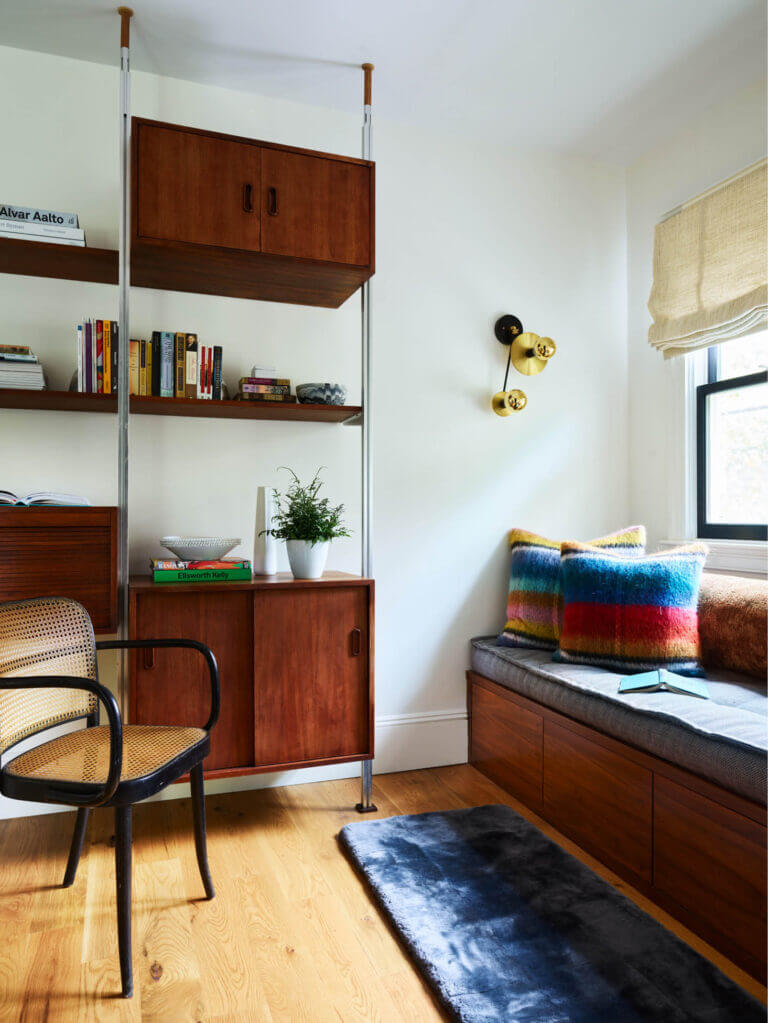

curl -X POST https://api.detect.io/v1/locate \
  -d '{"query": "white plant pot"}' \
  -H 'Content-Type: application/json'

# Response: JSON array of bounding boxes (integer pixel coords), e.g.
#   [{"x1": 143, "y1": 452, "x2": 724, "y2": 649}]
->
[{"x1": 286, "y1": 540, "x2": 330, "y2": 579}]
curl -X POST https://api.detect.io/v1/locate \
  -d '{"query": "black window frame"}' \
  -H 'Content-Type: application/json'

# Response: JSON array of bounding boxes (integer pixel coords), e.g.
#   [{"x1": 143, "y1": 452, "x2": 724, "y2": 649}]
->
[{"x1": 696, "y1": 354, "x2": 768, "y2": 541}]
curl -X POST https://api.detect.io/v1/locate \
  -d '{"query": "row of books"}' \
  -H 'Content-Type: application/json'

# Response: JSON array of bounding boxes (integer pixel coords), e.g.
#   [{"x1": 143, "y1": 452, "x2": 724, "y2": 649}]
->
[
  {"x1": 0, "y1": 344, "x2": 45, "y2": 390},
  {"x1": 77, "y1": 320, "x2": 118, "y2": 393},
  {"x1": 151, "y1": 558, "x2": 251, "y2": 583},
  {"x1": 0, "y1": 204, "x2": 85, "y2": 247}
]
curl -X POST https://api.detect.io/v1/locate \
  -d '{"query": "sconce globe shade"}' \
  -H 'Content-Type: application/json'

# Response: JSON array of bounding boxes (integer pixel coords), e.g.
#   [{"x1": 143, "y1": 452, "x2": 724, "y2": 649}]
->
[
  {"x1": 492, "y1": 389, "x2": 527, "y2": 416},
  {"x1": 511, "y1": 332, "x2": 557, "y2": 376}
]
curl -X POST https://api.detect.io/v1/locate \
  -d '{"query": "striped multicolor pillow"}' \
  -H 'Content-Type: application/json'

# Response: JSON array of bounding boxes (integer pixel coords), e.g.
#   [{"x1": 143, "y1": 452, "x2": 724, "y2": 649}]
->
[
  {"x1": 497, "y1": 526, "x2": 646, "y2": 651},
  {"x1": 555, "y1": 542, "x2": 708, "y2": 676}
]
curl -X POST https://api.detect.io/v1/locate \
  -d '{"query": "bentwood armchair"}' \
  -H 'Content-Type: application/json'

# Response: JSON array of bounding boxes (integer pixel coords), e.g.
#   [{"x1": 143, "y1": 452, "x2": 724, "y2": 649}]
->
[{"x1": 0, "y1": 596, "x2": 220, "y2": 998}]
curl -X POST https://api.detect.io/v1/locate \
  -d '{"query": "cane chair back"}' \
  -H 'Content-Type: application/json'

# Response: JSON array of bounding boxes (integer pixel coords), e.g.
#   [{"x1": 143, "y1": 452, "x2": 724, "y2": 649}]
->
[{"x1": 0, "y1": 598, "x2": 98, "y2": 755}]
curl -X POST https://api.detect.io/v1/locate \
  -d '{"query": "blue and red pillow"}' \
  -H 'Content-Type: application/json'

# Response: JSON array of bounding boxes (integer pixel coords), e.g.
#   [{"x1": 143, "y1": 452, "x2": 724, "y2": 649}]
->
[{"x1": 555, "y1": 542, "x2": 708, "y2": 677}]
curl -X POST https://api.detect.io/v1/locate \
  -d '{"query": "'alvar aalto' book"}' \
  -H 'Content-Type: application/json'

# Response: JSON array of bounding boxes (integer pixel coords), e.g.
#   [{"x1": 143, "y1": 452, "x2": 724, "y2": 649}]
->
[{"x1": 618, "y1": 669, "x2": 709, "y2": 699}]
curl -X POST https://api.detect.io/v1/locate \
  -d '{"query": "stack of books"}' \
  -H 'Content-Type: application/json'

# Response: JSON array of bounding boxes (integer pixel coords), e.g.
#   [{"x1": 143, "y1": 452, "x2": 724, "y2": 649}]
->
[
  {"x1": 76, "y1": 320, "x2": 118, "y2": 393},
  {"x1": 0, "y1": 204, "x2": 85, "y2": 247},
  {"x1": 0, "y1": 490, "x2": 91, "y2": 507},
  {"x1": 0, "y1": 344, "x2": 45, "y2": 390},
  {"x1": 235, "y1": 365, "x2": 295, "y2": 404},
  {"x1": 151, "y1": 558, "x2": 252, "y2": 583}
]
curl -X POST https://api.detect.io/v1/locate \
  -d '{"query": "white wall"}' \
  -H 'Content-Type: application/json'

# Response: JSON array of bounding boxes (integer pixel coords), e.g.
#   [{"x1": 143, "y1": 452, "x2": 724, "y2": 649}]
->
[
  {"x1": 0, "y1": 45, "x2": 629, "y2": 817},
  {"x1": 626, "y1": 78, "x2": 768, "y2": 548}
]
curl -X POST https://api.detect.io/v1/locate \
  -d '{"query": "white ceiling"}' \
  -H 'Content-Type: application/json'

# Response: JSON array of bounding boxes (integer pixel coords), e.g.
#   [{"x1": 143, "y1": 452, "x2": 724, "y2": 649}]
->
[{"x1": 3, "y1": 0, "x2": 766, "y2": 163}]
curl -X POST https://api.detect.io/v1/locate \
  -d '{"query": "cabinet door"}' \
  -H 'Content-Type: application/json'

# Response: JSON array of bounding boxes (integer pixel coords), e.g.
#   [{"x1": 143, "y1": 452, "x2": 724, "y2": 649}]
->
[
  {"x1": 260, "y1": 149, "x2": 371, "y2": 266},
  {"x1": 136, "y1": 123, "x2": 261, "y2": 252},
  {"x1": 131, "y1": 591, "x2": 254, "y2": 771},
  {"x1": 253, "y1": 586, "x2": 370, "y2": 767}
]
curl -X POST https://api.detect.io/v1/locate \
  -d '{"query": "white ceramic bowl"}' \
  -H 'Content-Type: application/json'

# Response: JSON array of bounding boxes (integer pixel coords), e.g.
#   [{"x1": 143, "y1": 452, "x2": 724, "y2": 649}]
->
[{"x1": 161, "y1": 536, "x2": 241, "y2": 561}]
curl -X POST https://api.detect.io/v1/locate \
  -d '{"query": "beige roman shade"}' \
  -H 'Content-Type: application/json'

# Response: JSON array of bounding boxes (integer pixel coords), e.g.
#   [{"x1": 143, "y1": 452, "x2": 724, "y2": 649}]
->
[{"x1": 648, "y1": 159, "x2": 768, "y2": 359}]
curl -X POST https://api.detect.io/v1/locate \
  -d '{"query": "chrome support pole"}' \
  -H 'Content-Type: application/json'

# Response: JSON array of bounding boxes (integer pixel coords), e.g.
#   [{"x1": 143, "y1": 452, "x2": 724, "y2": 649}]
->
[
  {"x1": 117, "y1": 8, "x2": 133, "y2": 718},
  {"x1": 357, "y1": 64, "x2": 377, "y2": 814}
]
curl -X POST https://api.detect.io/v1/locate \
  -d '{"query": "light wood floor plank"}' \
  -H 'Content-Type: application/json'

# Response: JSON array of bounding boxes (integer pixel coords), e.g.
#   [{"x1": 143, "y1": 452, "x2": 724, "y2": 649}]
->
[{"x1": 0, "y1": 764, "x2": 763, "y2": 1021}]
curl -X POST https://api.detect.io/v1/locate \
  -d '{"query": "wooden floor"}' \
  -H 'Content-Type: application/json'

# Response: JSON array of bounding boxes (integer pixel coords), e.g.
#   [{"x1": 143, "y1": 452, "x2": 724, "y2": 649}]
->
[{"x1": 0, "y1": 764, "x2": 764, "y2": 1021}]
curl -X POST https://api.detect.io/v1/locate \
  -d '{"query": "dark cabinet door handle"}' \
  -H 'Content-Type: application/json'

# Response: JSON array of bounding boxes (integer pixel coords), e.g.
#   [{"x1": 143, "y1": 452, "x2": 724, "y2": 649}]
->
[
  {"x1": 267, "y1": 186, "x2": 278, "y2": 216},
  {"x1": 142, "y1": 646, "x2": 155, "y2": 670},
  {"x1": 243, "y1": 183, "x2": 254, "y2": 213},
  {"x1": 350, "y1": 628, "x2": 362, "y2": 656}
]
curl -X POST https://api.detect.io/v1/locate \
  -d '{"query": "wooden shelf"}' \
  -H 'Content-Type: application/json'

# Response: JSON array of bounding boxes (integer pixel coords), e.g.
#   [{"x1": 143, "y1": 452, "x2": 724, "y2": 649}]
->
[
  {"x1": 0, "y1": 235, "x2": 371, "y2": 308},
  {"x1": 0, "y1": 236, "x2": 118, "y2": 286},
  {"x1": 0, "y1": 389, "x2": 362, "y2": 424}
]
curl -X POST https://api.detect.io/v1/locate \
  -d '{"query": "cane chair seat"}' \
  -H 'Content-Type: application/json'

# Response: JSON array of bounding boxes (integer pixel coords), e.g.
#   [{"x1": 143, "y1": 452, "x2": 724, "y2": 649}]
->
[{"x1": 2, "y1": 724, "x2": 208, "y2": 806}]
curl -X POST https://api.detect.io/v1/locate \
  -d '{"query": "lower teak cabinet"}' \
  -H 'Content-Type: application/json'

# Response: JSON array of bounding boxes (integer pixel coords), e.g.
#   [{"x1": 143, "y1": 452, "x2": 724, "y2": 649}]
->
[{"x1": 129, "y1": 573, "x2": 374, "y2": 776}]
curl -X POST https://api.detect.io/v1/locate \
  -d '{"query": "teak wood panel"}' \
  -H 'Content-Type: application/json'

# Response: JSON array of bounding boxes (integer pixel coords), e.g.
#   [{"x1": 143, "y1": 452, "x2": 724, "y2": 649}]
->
[
  {"x1": 469, "y1": 681, "x2": 542, "y2": 807},
  {"x1": 260, "y1": 148, "x2": 371, "y2": 266},
  {"x1": 0, "y1": 506, "x2": 117, "y2": 632},
  {"x1": 136, "y1": 123, "x2": 262, "y2": 252},
  {"x1": 130, "y1": 590, "x2": 254, "y2": 771},
  {"x1": 252, "y1": 586, "x2": 370, "y2": 768},
  {"x1": 543, "y1": 720, "x2": 653, "y2": 883},
  {"x1": 467, "y1": 671, "x2": 768, "y2": 980},
  {"x1": 654, "y1": 776, "x2": 767, "y2": 965}
]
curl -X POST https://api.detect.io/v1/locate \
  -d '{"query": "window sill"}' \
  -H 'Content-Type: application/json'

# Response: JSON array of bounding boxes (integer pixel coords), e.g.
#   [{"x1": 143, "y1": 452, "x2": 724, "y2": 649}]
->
[{"x1": 659, "y1": 539, "x2": 767, "y2": 577}]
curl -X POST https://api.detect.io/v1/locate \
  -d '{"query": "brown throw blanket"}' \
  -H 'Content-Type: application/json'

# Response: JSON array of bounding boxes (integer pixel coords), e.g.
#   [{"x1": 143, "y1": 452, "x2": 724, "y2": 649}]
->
[{"x1": 698, "y1": 573, "x2": 767, "y2": 680}]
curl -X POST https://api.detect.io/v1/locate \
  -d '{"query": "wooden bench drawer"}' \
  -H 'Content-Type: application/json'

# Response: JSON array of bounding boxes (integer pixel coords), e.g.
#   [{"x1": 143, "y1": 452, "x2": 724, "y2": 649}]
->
[
  {"x1": 469, "y1": 681, "x2": 543, "y2": 807},
  {"x1": 654, "y1": 777, "x2": 767, "y2": 963},
  {"x1": 543, "y1": 721, "x2": 653, "y2": 883}
]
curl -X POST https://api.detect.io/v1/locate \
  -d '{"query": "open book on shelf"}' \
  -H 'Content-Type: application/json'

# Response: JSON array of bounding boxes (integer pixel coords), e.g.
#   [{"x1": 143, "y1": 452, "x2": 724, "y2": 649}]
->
[{"x1": 0, "y1": 491, "x2": 92, "y2": 507}]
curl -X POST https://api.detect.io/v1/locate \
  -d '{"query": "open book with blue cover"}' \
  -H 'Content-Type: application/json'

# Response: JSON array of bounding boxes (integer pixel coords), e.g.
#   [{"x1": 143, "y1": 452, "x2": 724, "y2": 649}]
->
[{"x1": 618, "y1": 669, "x2": 709, "y2": 699}]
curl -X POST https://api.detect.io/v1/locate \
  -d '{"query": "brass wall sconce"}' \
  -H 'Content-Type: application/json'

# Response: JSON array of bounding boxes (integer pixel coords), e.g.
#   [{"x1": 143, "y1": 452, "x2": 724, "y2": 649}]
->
[{"x1": 491, "y1": 314, "x2": 556, "y2": 416}]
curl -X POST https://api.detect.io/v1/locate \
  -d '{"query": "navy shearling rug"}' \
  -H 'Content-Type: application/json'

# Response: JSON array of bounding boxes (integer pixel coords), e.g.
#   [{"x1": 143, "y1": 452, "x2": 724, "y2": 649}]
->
[{"x1": 338, "y1": 804, "x2": 764, "y2": 1022}]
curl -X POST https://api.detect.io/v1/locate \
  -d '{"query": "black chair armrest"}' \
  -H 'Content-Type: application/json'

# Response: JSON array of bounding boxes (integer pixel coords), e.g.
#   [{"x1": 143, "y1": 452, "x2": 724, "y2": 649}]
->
[
  {"x1": 0, "y1": 674, "x2": 123, "y2": 807},
  {"x1": 96, "y1": 639, "x2": 220, "y2": 733}
]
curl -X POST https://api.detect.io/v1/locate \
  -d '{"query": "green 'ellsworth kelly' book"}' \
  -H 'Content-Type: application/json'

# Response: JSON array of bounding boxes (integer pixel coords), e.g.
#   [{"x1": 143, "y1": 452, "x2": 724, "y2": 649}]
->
[
  {"x1": 153, "y1": 568, "x2": 252, "y2": 584},
  {"x1": 618, "y1": 669, "x2": 709, "y2": 699}
]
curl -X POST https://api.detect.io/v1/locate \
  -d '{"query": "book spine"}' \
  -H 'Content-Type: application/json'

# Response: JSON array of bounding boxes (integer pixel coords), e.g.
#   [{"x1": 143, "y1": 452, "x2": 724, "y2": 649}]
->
[
  {"x1": 151, "y1": 559, "x2": 251, "y2": 570},
  {"x1": 200, "y1": 344, "x2": 206, "y2": 398},
  {"x1": 0, "y1": 226, "x2": 84, "y2": 246},
  {"x1": 85, "y1": 320, "x2": 92, "y2": 394},
  {"x1": 139, "y1": 339, "x2": 147, "y2": 396},
  {"x1": 239, "y1": 377, "x2": 291, "y2": 386},
  {"x1": 129, "y1": 340, "x2": 139, "y2": 395},
  {"x1": 103, "y1": 320, "x2": 111, "y2": 395},
  {"x1": 175, "y1": 333, "x2": 186, "y2": 398},
  {"x1": 153, "y1": 568, "x2": 252, "y2": 583},
  {"x1": 96, "y1": 321, "x2": 104, "y2": 394},
  {"x1": 150, "y1": 332, "x2": 161, "y2": 396},
  {"x1": 213, "y1": 346, "x2": 222, "y2": 400},
  {"x1": 240, "y1": 383, "x2": 291, "y2": 395},
  {"x1": 160, "y1": 332, "x2": 174, "y2": 396},
  {"x1": 0, "y1": 344, "x2": 32, "y2": 355},
  {"x1": 111, "y1": 323, "x2": 118, "y2": 393},
  {"x1": 76, "y1": 324, "x2": 83, "y2": 392},
  {"x1": 148, "y1": 338, "x2": 155, "y2": 396},
  {"x1": 0, "y1": 204, "x2": 79, "y2": 227},
  {"x1": 185, "y1": 333, "x2": 198, "y2": 399},
  {"x1": 237, "y1": 392, "x2": 297, "y2": 402}
]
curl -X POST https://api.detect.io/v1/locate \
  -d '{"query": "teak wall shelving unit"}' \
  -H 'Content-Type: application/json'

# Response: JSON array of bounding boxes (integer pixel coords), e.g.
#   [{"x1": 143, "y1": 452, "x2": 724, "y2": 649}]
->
[{"x1": 0, "y1": 9, "x2": 377, "y2": 810}]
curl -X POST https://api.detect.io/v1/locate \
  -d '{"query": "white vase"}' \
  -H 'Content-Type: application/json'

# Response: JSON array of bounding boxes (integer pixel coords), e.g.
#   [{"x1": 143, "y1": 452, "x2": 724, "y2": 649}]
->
[
  {"x1": 286, "y1": 540, "x2": 330, "y2": 579},
  {"x1": 253, "y1": 486, "x2": 277, "y2": 576}
]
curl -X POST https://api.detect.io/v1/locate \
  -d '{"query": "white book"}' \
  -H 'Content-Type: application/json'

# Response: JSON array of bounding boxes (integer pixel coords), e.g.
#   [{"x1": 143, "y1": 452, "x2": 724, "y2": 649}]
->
[
  {"x1": 0, "y1": 491, "x2": 91, "y2": 507},
  {"x1": 0, "y1": 226, "x2": 85, "y2": 247},
  {"x1": 0, "y1": 204, "x2": 79, "y2": 228},
  {"x1": 0, "y1": 218, "x2": 84, "y2": 241}
]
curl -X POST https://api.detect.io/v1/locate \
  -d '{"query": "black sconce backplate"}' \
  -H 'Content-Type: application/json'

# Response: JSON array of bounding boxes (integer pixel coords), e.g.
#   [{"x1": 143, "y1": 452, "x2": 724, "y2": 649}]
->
[{"x1": 494, "y1": 314, "x2": 524, "y2": 345}]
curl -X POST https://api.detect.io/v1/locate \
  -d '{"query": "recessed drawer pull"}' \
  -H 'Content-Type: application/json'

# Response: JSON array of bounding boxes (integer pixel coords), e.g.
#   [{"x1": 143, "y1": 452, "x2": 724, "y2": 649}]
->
[
  {"x1": 142, "y1": 646, "x2": 155, "y2": 670},
  {"x1": 350, "y1": 628, "x2": 362, "y2": 656},
  {"x1": 267, "y1": 187, "x2": 278, "y2": 216},
  {"x1": 243, "y1": 183, "x2": 254, "y2": 213}
]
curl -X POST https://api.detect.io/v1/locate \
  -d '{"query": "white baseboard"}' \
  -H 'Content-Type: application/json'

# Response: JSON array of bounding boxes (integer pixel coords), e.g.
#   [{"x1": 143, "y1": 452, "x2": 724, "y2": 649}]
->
[{"x1": 0, "y1": 708, "x2": 469, "y2": 820}]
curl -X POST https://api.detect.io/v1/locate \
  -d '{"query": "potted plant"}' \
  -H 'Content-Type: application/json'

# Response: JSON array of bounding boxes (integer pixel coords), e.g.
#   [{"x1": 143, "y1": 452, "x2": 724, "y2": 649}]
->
[{"x1": 263, "y1": 467, "x2": 350, "y2": 579}]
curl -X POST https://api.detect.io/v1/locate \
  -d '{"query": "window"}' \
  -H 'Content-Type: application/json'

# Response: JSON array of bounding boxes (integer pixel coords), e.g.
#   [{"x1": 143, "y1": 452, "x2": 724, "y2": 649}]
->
[{"x1": 696, "y1": 332, "x2": 768, "y2": 540}]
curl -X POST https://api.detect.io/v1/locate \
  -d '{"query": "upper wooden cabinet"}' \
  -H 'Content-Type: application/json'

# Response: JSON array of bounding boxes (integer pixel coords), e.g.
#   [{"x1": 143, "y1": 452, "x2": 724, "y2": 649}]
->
[{"x1": 132, "y1": 118, "x2": 374, "y2": 307}]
